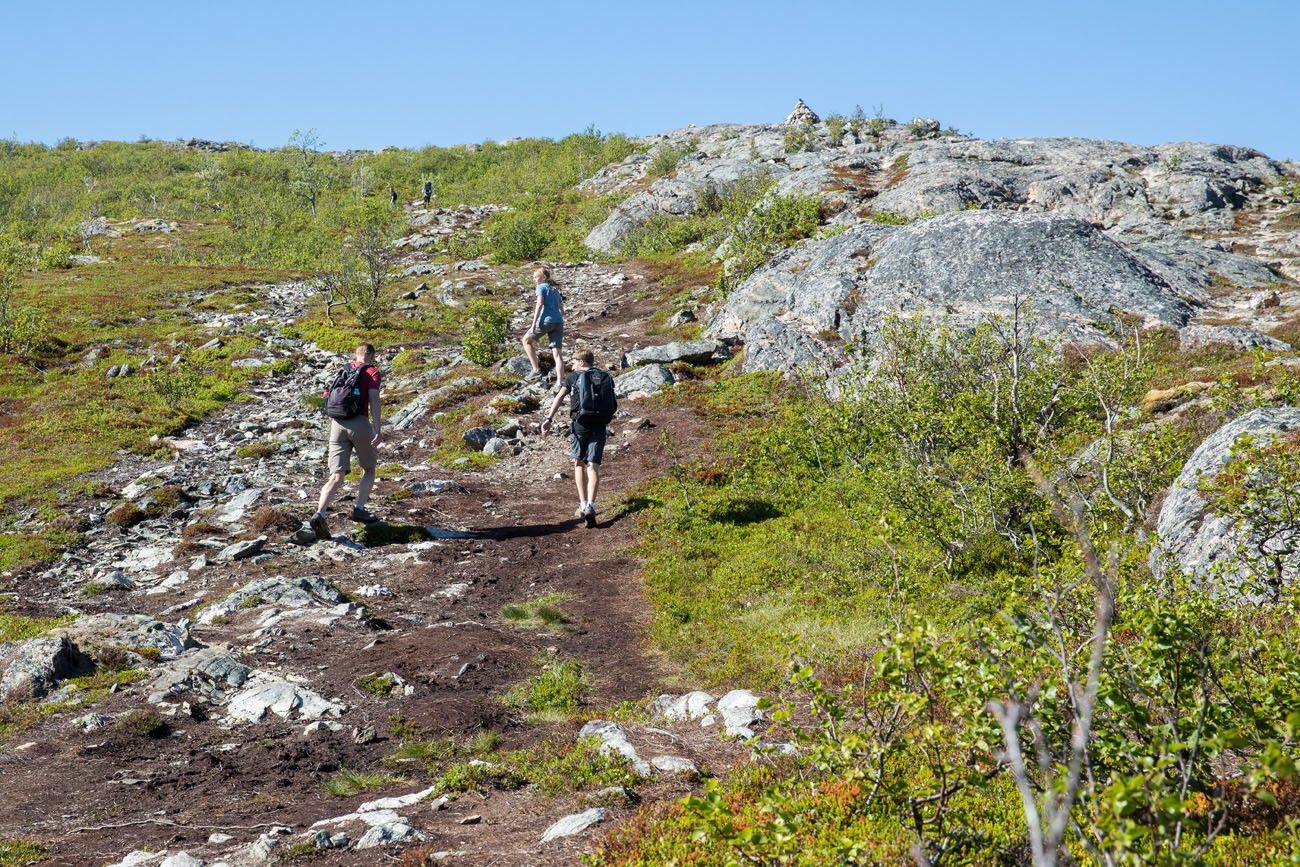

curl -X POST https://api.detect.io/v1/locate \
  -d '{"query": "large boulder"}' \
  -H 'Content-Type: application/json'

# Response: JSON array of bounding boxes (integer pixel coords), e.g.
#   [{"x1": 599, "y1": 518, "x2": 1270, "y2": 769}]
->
[
  {"x1": 623, "y1": 340, "x2": 725, "y2": 367},
  {"x1": 1153, "y1": 407, "x2": 1300, "y2": 595},
  {"x1": 615, "y1": 364, "x2": 675, "y2": 397},
  {"x1": 710, "y1": 211, "x2": 1201, "y2": 373},
  {"x1": 0, "y1": 636, "x2": 94, "y2": 700}
]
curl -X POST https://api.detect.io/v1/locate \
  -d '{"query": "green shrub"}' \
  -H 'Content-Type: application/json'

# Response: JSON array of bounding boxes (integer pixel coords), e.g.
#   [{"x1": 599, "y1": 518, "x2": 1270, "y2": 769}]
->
[
  {"x1": 503, "y1": 655, "x2": 589, "y2": 721},
  {"x1": 355, "y1": 673, "x2": 398, "y2": 696},
  {"x1": 323, "y1": 767, "x2": 404, "y2": 797},
  {"x1": 720, "y1": 193, "x2": 821, "y2": 294},
  {"x1": 501, "y1": 592, "x2": 572, "y2": 631},
  {"x1": 824, "y1": 114, "x2": 846, "y2": 146},
  {"x1": 461, "y1": 299, "x2": 511, "y2": 366},
  {"x1": 116, "y1": 709, "x2": 167, "y2": 738},
  {"x1": 37, "y1": 242, "x2": 75, "y2": 270},
  {"x1": 433, "y1": 737, "x2": 637, "y2": 797},
  {"x1": 0, "y1": 838, "x2": 47, "y2": 866},
  {"x1": 782, "y1": 123, "x2": 817, "y2": 153},
  {"x1": 484, "y1": 209, "x2": 553, "y2": 262},
  {"x1": 648, "y1": 137, "x2": 698, "y2": 177}
]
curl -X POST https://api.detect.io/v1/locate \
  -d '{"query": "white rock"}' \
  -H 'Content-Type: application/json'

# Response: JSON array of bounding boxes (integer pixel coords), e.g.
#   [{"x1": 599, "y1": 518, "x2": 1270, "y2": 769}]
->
[
  {"x1": 717, "y1": 689, "x2": 764, "y2": 738},
  {"x1": 108, "y1": 853, "x2": 164, "y2": 867},
  {"x1": 578, "y1": 720, "x2": 651, "y2": 777},
  {"x1": 161, "y1": 854, "x2": 206, "y2": 867},
  {"x1": 664, "y1": 690, "x2": 714, "y2": 721},
  {"x1": 356, "y1": 820, "x2": 423, "y2": 849},
  {"x1": 650, "y1": 755, "x2": 698, "y2": 776},
  {"x1": 225, "y1": 675, "x2": 344, "y2": 723},
  {"x1": 207, "y1": 834, "x2": 233, "y2": 845},
  {"x1": 541, "y1": 808, "x2": 607, "y2": 843},
  {"x1": 358, "y1": 785, "x2": 437, "y2": 812}
]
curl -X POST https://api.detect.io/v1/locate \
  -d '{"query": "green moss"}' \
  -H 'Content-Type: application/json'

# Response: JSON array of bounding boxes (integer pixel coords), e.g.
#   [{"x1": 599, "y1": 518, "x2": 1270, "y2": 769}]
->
[
  {"x1": 0, "y1": 612, "x2": 76, "y2": 643},
  {"x1": 432, "y1": 737, "x2": 637, "y2": 798}
]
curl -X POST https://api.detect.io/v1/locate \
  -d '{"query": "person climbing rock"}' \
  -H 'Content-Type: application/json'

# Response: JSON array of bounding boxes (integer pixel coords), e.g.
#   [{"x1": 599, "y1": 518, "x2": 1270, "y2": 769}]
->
[
  {"x1": 540, "y1": 349, "x2": 617, "y2": 527},
  {"x1": 308, "y1": 343, "x2": 384, "y2": 539},
  {"x1": 422, "y1": 179, "x2": 433, "y2": 206},
  {"x1": 522, "y1": 267, "x2": 565, "y2": 387}
]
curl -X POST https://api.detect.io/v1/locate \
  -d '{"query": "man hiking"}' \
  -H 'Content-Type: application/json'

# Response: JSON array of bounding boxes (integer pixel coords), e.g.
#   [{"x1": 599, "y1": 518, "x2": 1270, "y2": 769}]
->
[
  {"x1": 422, "y1": 179, "x2": 433, "y2": 206},
  {"x1": 521, "y1": 267, "x2": 564, "y2": 386},
  {"x1": 308, "y1": 343, "x2": 383, "y2": 539},
  {"x1": 540, "y1": 350, "x2": 617, "y2": 527}
]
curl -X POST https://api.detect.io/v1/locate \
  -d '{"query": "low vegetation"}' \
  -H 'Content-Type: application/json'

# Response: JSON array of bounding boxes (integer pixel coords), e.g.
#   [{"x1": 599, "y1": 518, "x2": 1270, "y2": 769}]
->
[
  {"x1": 502, "y1": 654, "x2": 590, "y2": 721},
  {"x1": 323, "y1": 767, "x2": 406, "y2": 798},
  {"x1": 501, "y1": 592, "x2": 572, "y2": 631}
]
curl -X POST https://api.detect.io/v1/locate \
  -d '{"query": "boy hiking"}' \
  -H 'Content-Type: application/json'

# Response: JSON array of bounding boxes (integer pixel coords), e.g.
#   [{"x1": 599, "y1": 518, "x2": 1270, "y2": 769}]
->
[
  {"x1": 308, "y1": 343, "x2": 383, "y2": 539},
  {"x1": 521, "y1": 267, "x2": 564, "y2": 386},
  {"x1": 540, "y1": 350, "x2": 617, "y2": 527}
]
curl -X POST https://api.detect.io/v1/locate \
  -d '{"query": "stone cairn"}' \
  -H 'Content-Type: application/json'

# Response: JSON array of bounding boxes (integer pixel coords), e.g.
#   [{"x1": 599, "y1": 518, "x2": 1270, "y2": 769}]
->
[{"x1": 785, "y1": 99, "x2": 820, "y2": 126}]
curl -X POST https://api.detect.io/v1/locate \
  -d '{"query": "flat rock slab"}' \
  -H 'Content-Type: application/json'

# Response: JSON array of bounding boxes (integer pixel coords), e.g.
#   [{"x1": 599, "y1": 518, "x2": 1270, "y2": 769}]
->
[
  {"x1": 225, "y1": 674, "x2": 345, "y2": 723},
  {"x1": 197, "y1": 575, "x2": 350, "y2": 625},
  {"x1": 56, "y1": 613, "x2": 195, "y2": 661},
  {"x1": 579, "y1": 719, "x2": 651, "y2": 777},
  {"x1": 1179, "y1": 324, "x2": 1292, "y2": 353},
  {"x1": 541, "y1": 807, "x2": 607, "y2": 843},
  {"x1": 624, "y1": 339, "x2": 725, "y2": 367}
]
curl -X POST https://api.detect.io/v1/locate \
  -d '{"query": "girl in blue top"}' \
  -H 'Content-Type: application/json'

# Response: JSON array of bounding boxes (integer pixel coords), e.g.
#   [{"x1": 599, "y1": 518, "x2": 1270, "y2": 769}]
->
[{"x1": 522, "y1": 267, "x2": 565, "y2": 385}]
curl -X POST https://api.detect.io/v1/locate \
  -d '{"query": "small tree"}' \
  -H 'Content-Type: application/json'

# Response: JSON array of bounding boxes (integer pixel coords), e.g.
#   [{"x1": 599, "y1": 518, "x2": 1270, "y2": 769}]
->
[
  {"x1": 461, "y1": 300, "x2": 511, "y2": 366},
  {"x1": 287, "y1": 128, "x2": 327, "y2": 216}
]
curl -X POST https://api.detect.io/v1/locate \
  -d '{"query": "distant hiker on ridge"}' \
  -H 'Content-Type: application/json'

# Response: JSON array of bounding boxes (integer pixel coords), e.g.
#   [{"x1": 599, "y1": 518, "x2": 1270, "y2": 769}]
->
[
  {"x1": 540, "y1": 349, "x2": 617, "y2": 527},
  {"x1": 389, "y1": 183, "x2": 398, "y2": 206},
  {"x1": 308, "y1": 343, "x2": 384, "y2": 539},
  {"x1": 522, "y1": 267, "x2": 565, "y2": 387},
  {"x1": 422, "y1": 179, "x2": 433, "y2": 206}
]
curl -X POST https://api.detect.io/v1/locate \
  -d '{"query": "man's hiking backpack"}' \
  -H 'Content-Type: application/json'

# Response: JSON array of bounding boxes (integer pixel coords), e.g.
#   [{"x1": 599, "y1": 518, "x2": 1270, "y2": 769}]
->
[
  {"x1": 324, "y1": 364, "x2": 366, "y2": 420},
  {"x1": 573, "y1": 369, "x2": 617, "y2": 425}
]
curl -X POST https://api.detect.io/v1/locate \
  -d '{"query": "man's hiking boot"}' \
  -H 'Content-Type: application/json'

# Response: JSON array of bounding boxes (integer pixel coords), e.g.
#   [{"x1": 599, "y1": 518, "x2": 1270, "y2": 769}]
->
[
  {"x1": 308, "y1": 513, "x2": 331, "y2": 541},
  {"x1": 350, "y1": 507, "x2": 382, "y2": 525},
  {"x1": 524, "y1": 368, "x2": 545, "y2": 382},
  {"x1": 584, "y1": 505, "x2": 598, "y2": 529}
]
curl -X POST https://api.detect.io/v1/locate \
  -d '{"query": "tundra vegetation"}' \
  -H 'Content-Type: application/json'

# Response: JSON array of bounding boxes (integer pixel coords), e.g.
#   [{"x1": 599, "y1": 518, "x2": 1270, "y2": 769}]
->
[{"x1": 3, "y1": 125, "x2": 1300, "y2": 865}]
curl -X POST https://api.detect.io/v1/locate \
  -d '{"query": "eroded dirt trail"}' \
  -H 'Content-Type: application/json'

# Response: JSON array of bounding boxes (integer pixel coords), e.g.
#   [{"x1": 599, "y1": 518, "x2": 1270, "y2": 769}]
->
[{"x1": 0, "y1": 247, "x2": 744, "y2": 865}]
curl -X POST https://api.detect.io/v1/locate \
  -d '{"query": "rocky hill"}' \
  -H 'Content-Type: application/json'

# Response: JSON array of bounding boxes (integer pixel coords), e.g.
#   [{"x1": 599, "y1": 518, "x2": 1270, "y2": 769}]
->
[{"x1": 2, "y1": 105, "x2": 1300, "y2": 865}]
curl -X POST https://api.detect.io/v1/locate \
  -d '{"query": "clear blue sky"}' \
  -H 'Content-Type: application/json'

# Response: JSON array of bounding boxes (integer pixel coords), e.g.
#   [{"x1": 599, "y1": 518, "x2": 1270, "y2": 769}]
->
[{"x1": 4, "y1": 0, "x2": 1297, "y2": 159}]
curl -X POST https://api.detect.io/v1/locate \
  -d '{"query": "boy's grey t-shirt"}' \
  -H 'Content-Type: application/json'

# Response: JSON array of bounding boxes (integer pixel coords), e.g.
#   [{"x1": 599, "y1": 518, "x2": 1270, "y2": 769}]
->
[{"x1": 537, "y1": 282, "x2": 563, "y2": 324}]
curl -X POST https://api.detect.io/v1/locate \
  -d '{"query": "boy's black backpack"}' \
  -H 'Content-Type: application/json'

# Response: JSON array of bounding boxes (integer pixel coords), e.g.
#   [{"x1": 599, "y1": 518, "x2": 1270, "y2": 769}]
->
[
  {"x1": 324, "y1": 364, "x2": 366, "y2": 420},
  {"x1": 572, "y1": 369, "x2": 617, "y2": 425}
]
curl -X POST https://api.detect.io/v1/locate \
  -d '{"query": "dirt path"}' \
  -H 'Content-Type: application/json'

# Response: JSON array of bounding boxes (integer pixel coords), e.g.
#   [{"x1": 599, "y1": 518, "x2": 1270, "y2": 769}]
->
[{"x1": 0, "y1": 252, "x2": 745, "y2": 866}]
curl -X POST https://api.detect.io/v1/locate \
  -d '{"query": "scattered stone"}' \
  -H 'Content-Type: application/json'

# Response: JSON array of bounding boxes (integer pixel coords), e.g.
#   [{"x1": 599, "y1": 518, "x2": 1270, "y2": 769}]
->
[
  {"x1": 483, "y1": 437, "x2": 510, "y2": 456},
  {"x1": 353, "y1": 723, "x2": 378, "y2": 745},
  {"x1": 541, "y1": 808, "x2": 607, "y2": 843},
  {"x1": 226, "y1": 676, "x2": 345, "y2": 724},
  {"x1": 667, "y1": 309, "x2": 697, "y2": 328},
  {"x1": 408, "y1": 479, "x2": 455, "y2": 495},
  {"x1": 199, "y1": 337, "x2": 223, "y2": 351},
  {"x1": 660, "y1": 691, "x2": 715, "y2": 721},
  {"x1": 216, "y1": 488, "x2": 262, "y2": 523},
  {"x1": 303, "y1": 720, "x2": 344, "y2": 736},
  {"x1": 459, "y1": 815, "x2": 482, "y2": 825},
  {"x1": 463, "y1": 426, "x2": 495, "y2": 449},
  {"x1": 207, "y1": 834, "x2": 233, "y2": 845},
  {"x1": 76, "y1": 712, "x2": 114, "y2": 732},
  {"x1": 356, "y1": 820, "x2": 422, "y2": 849},
  {"x1": 353, "y1": 584, "x2": 393, "y2": 598},
  {"x1": 231, "y1": 358, "x2": 267, "y2": 368},
  {"x1": 197, "y1": 575, "x2": 352, "y2": 625},
  {"x1": 1141, "y1": 381, "x2": 1214, "y2": 414},
  {"x1": 216, "y1": 536, "x2": 266, "y2": 562}
]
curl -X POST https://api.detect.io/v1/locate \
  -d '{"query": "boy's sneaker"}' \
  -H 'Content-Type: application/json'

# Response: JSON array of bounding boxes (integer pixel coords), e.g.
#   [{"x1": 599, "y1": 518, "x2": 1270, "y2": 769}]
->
[
  {"x1": 574, "y1": 503, "x2": 588, "y2": 519},
  {"x1": 525, "y1": 368, "x2": 545, "y2": 382},
  {"x1": 350, "y1": 507, "x2": 381, "y2": 525},
  {"x1": 583, "y1": 504, "x2": 597, "y2": 529},
  {"x1": 308, "y1": 513, "x2": 331, "y2": 541}
]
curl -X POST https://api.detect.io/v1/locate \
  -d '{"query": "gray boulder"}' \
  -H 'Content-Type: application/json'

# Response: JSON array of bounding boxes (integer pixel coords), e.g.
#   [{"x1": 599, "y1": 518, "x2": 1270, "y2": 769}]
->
[
  {"x1": 0, "y1": 636, "x2": 94, "y2": 700},
  {"x1": 1178, "y1": 324, "x2": 1292, "y2": 353},
  {"x1": 615, "y1": 364, "x2": 675, "y2": 397},
  {"x1": 216, "y1": 536, "x2": 266, "y2": 563},
  {"x1": 711, "y1": 211, "x2": 1200, "y2": 373},
  {"x1": 624, "y1": 339, "x2": 725, "y2": 367},
  {"x1": 197, "y1": 575, "x2": 350, "y2": 625},
  {"x1": 1153, "y1": 406, "x2": 1300, "y2": 595}
]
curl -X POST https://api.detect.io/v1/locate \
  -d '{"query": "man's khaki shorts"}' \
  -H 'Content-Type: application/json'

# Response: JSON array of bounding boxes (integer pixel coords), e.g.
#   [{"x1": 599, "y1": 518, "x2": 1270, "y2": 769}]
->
[{"x1": 328, "y1": 416, "x2": 377, "y2": 475}]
